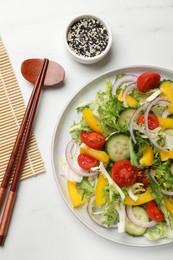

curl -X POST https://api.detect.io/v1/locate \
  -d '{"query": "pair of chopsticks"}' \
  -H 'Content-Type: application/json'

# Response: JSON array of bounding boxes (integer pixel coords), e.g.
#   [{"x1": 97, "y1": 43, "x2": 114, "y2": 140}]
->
[{"x1": 0, "y1": 58, "x2": 49, "y2": 246}]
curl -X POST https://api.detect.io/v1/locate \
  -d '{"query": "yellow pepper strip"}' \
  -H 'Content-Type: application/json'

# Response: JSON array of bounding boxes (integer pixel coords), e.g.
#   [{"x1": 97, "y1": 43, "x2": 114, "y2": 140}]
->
[
  {"x1": 160, "y1": 81, "x2": 173, "y2": 113},
  {"x1": 124, "y1": 188, "x2": 153, "y2": 206},
  {"x1": 158, "y1": 116, "x2": 173, "y2": 130},
  {"x1": 82, "y1": 108, "x2": 104, "y2": 134},
  {"x1": 165, "y1": 197, "x2": 173, "y2": 214},
  {"x1": 118, "y1": 90, "x2": 137, "y2": 107},
  {"x1": 159, "y1": 150, "x2": 173, "y2": 161},
  {"x1": 80, "y1": 143, "x2": 109, "y2": 162},
  {"x1": 67, "y1": 181, "x2": 84, "y2": 208},
  {"x1": 67, "y1": 181, "x2": 85, "y2": 208},
  {"x1": 139, "y1": 145, "x2": 154, "y2": 166},
  {"x1": 95, "y1": 173, "x2": 108, "y2": 206}
]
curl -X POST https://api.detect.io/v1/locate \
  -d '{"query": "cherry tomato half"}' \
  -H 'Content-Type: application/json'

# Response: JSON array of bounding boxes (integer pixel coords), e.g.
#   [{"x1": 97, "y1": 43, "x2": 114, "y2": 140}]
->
[
  {"x1": 80, "y1": 131, "x2": 106, "y2": 149},
  {"x1": 137, "y1": 170, "x2": 150, "y2": 186},
  {"x1": 111, "y1": 160, "x2": 138, "y2": 187},
  {"x1": 77, "y1": 153, "x2": 98, "y2": 170},
  {"x1": 137, "y1": 72, "x2": 161, "y2": 93},
  {"x1": 146, "y1": 200, "x2": 165, "y2": 222},
  {"x1": 137, "y1": 113, "x2": 159, "y2": 130}
]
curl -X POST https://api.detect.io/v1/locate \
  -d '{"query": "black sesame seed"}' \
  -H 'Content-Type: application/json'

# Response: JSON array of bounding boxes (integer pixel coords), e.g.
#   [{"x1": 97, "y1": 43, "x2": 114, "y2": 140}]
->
[{"x1": 67, "y1": 17, "x2": 109, "y2": 58}]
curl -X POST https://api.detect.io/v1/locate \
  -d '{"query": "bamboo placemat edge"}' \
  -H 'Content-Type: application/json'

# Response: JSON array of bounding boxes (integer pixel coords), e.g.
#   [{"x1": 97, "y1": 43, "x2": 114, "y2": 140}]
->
[{"x1": 0, "y1": 36, "x2": 45, "y2": 184}]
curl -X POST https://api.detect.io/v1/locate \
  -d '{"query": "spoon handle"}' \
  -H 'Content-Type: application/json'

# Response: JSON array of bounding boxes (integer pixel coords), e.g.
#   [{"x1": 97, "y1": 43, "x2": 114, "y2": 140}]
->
[{"x1": 0, "y1": 58, "x2": 49, "y2": 246}]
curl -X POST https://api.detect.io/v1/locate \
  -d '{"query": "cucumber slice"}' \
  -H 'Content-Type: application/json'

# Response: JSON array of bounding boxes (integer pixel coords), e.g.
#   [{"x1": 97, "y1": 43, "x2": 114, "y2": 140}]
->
[
  {"x1": 105, "y1": 133, "x2": 130, "y2": 162},
  {"x1": 125, "y1": 206, "x2": 149, "y2": 236},
  {"x1": 118, "y1": 108, "x2": 136, "y2": 127}
]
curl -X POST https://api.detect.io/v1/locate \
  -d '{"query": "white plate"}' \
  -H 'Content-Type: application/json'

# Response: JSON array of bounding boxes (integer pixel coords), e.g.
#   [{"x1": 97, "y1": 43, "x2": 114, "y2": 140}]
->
[{"x1": 51, "y1": 65, "x2": 173, "y2": 247}]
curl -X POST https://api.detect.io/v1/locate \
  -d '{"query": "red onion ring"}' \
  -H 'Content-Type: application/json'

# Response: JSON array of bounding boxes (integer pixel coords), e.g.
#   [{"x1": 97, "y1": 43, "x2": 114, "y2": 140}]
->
[
  {"x1": 87, "y1": 195, "x2": 117, "y2": 229},
  {"x1": 129, "y1": 103, "x2": 148, "y2": 144},
  {"x1": 122, "y1": 82, "x2": 137, "y2": 107},
  {"x1": 65, "y1": 140, "x2": 99, "y2": 177},
  {"x1": 112, "y1": 74, "x2": 137, "y2": 95},
  {"x1": 144, "y1": 97, "x2": 171, "y2": 151},
  {"x1": 126, "y1": 206, "x2": 157, "y2": 228}
]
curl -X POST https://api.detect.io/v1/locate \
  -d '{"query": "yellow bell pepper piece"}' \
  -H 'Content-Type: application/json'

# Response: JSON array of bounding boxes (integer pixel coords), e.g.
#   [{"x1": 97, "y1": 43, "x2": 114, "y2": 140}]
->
[
  {"x1": 67, "y1": 181, "x2": 84, "y2": 208},
  {"x1": 158, "y1": 116, "x2": 173, "y2": 130},
  {"x1": 80, "y1": 143, "x2": 109, "y2": 162},
  {"x1": 139, "y1": 145, "x2": 154, "y2": 166},
  {"x1": 118, "y1": 90, "x2": 137, "y2": 107},
  {"x1": 165, "y1": 197, "x2": 173, "y2": 214},
  {"x1": 160, "y1": 81, "x2": 173, "y2": 113},
  {"x1": 124, "y1": 188, "x2": 153, "y2": 206},
  {"x1": 159, "y1": 150, "x2": 173, "y2": 161},
  {"x1": 95, "y1": 173, "x2": 108, "y2": 206},
  {"x1": 82, "y1": 108, "x2": 103, "y2": 134}
]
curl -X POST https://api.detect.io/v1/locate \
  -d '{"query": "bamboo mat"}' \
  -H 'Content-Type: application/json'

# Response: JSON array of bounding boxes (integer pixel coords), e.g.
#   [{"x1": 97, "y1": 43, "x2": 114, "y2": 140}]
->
[{"x1": 0, "y1": 37, "x2": 45, "y2": 185}]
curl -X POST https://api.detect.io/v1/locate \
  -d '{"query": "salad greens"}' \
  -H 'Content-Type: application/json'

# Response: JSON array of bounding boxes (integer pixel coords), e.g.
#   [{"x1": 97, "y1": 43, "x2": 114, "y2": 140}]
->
[{"x1": 65, "y1": 72, "x2": 173, "y2": 243}]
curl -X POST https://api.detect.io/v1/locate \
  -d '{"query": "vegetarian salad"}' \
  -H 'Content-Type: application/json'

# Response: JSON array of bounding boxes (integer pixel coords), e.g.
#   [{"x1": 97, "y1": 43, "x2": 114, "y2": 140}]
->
[{"x1": 62, "y1": 71, "x2": 173, "y2": 242}]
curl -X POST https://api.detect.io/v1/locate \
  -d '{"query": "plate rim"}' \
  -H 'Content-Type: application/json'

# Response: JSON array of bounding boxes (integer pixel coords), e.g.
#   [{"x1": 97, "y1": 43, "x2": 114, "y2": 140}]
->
[{"x1": 51, "y1": 64, "x2": 173, "y2": 247}]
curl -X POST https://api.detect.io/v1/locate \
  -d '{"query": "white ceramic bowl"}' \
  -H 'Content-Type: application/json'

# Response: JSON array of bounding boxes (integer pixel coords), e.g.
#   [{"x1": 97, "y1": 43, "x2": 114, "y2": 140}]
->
[{"x1": 64, "y1": 14, "x2": 112, "y2": 64}]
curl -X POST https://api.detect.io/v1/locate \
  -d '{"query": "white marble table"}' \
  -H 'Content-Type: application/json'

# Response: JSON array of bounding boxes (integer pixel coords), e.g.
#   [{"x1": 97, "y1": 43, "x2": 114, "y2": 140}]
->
[{"x1": 0, "y1": 0, "x2": 173, "y2": 259}]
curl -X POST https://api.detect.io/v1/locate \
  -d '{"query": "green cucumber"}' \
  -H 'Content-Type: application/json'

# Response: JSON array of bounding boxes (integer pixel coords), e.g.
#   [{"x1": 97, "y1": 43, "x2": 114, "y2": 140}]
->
[
  {"x1": 125, "y1": 206, "x2": 149, "y2": 237},
  {"x1": 118, "y1": 108, "x2": 136, "y2": 127},
  {"x1": 105, "y1": 133, "x2": 130, "y2": 162}
]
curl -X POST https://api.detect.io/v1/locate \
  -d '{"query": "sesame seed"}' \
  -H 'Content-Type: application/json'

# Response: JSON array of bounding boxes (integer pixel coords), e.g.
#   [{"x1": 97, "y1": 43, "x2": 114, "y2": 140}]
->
[{"x1": 67, "y1": 17, "x2": 109, "y2": 58}]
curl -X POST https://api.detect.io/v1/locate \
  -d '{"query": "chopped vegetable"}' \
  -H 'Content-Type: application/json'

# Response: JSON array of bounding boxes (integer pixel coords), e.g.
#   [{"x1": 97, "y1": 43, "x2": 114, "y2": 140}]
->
[
  {"x1": 80, "y1": 130, "x2": 106, "y2": 149},
  {"x1": 67, "y1": 181, "x2": 85, "y2": 207},
  {"x1": 139, "y1": 145, "x2": 154, "y2": 166},
  {"x1": 146, "y1": 200, "x2": 165, "y2": 222},
  {"x1": 63, "y1": 71, "x2": 173, "y2": 242},
  {"x1": 160, "y1": 80, "x2": 173, "y2": 113},
  {"x1": 165, "y1": 197, "x2": 173, "y2": 214},
  {"x1": 137, "y1": 72, "x2": 160, "y2": 93},
  {"x1": 118, "y1": 90, "x2": 137, "y2": 107},
  {"x1": 159, "y1": 150, "x2": 173, "y2": 161},
  {"x1": 124, "y1": 188, "x2": 153, "y2": 206},
  {"x1": 82, "y1": 108, "x2": 104, "y2": 134},
  {"x1": 95, "y1": 173, "x2": 108, "y2": 206},
  {"x1": 80, "y1": 143, "x2": 109, "y2": 162},
  {"x1": 111, "y1": 160, "x2": 138, "y2": 187},
  {"x1": 157, "y1": 117, "x2": 173, "y2": 129}
]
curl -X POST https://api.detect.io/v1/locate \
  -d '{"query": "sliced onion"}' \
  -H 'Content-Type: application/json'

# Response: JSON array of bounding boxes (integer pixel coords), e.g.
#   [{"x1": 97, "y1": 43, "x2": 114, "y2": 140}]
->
[
  {"x1": 146, "y1": 89, "x2": 161, "y2": 102},
  {"x1": 122, "y1": 82, "x2": 137, "y2": 107},
  {"x1": 162, "y1": 108, "x2": 171, "y2": 118},
  {"x1": 126, "y1": 206, "x2": 157, "y2": 228},
  {"x1": 161, "y1": 189, "x2": 173, "y2": 196},
  {"x1": 129, "y1": 103, "x2": 148, "y2": 143},
  {"x1": 144, "y1": 97, "x2": 171, "y2": 151},
  {"x1": 128, "y1": 183, "x2": 145, "y2": 201},
  {"x1": 112, "y1": 74, "x2": 137, "y2": 95},
  {"x1": 87, "y1": 195, "x2": 117, "y2": 228},
  {"x1": 65, "y1": 140, "x2": 99, "y2": 177}
]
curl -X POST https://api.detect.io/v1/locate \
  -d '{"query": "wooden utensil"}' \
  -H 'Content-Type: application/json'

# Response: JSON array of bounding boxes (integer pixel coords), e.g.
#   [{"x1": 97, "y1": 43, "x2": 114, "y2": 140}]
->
[{"x1": 0, "y1": 58, "x2": 65, "y2": 245}]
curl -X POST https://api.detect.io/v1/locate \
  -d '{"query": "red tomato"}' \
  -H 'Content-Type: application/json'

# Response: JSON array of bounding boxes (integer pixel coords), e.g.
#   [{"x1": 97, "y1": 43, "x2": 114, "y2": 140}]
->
[
  {"x1": 146, "y1": 200, "x2": 165, "y2": 222},
  {"x1": 137, "y1": 170, "x2": 150, "y2": 186},
  {"x1": 137, "y1": 113, "x2": 159, "y2": 130},
  {"x1": 80, "y1": 131, "x2": 106, "y2": 149},
  {"x1": 111, "y1": 160, "x2": 138, "y2": 187},
  {"x1": 77, "y1": 153, "x2": 98, "y2": 170},
  {"x1": 137, "y1": 72, "x2": 161, "y2": 92}
]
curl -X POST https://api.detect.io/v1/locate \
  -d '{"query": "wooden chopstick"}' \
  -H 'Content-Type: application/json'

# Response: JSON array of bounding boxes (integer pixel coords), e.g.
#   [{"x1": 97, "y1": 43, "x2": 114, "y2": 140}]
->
[
  {"x1": 0, "y1": 58, "x2": 48, "y2": 210},
  {"x1": 0, "y1": 58, "x2": 49, "y2": 246}
]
